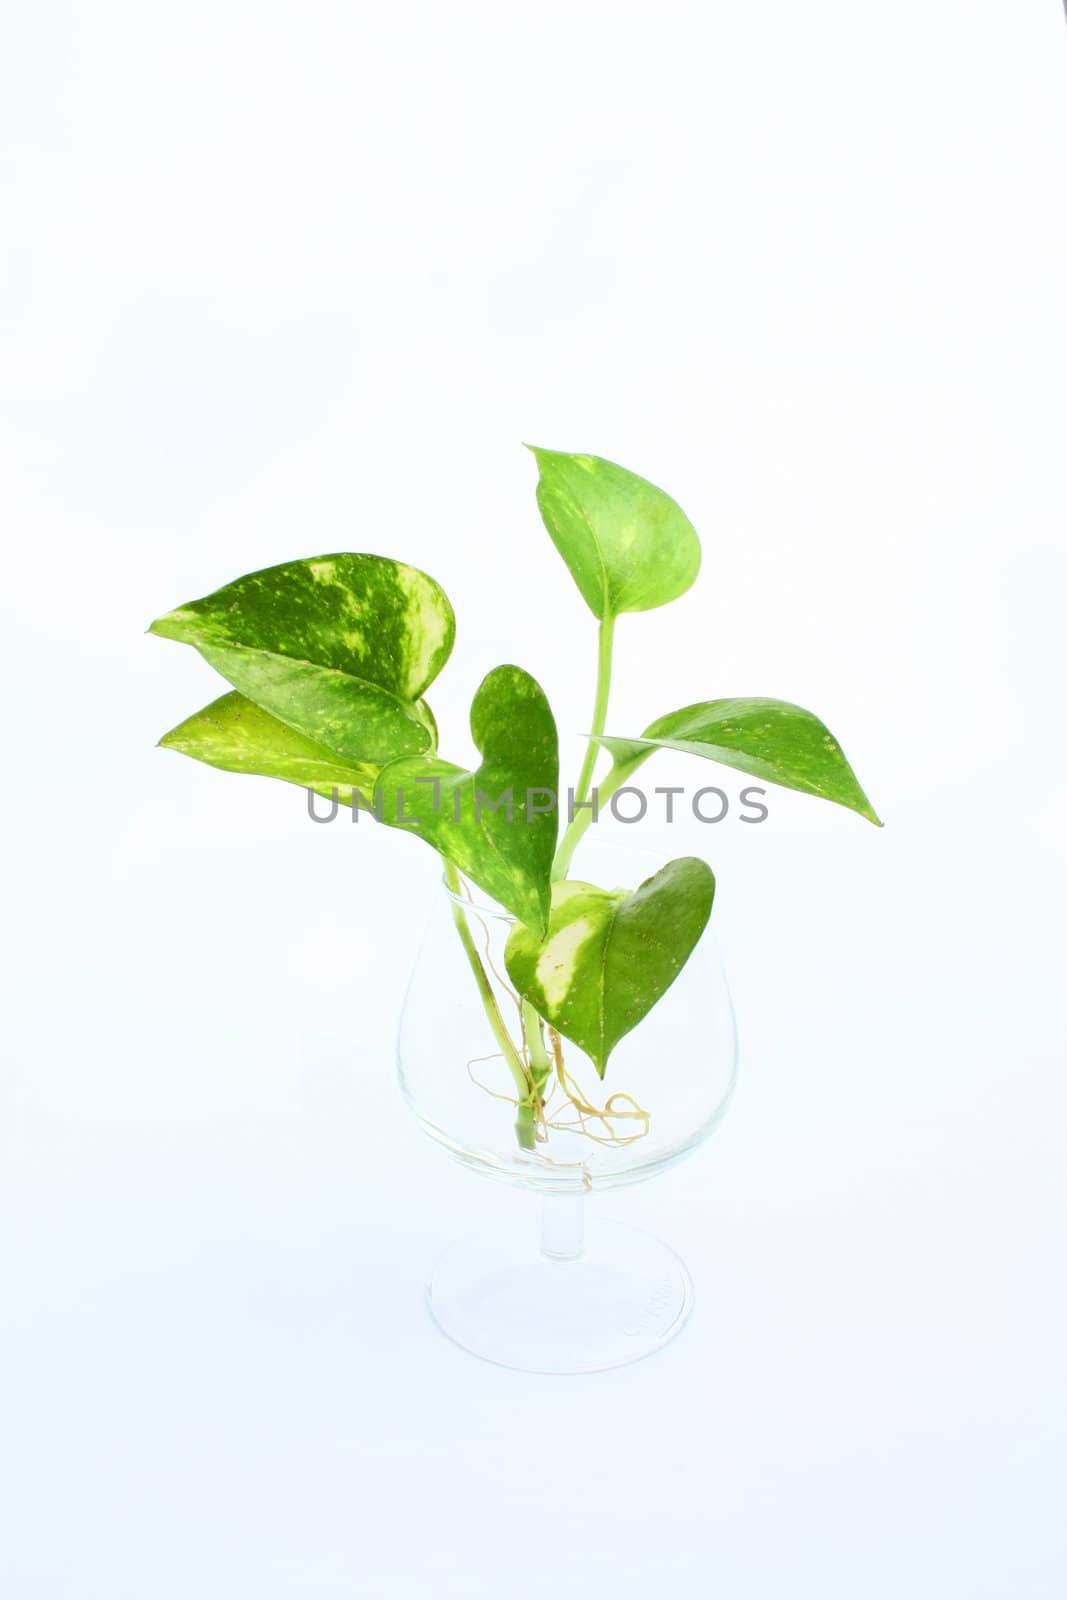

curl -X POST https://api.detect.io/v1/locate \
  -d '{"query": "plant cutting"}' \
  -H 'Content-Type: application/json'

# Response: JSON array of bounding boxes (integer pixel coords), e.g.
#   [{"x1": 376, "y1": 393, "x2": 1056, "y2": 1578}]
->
[{"x1": 151, "y1": 446, "x2": 881, "y2": 1372}]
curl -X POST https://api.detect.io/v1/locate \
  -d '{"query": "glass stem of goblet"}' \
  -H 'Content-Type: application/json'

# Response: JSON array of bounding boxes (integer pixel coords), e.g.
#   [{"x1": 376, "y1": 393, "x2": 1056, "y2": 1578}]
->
[{"x1": 540, "y1": 1193, "x2": 585, "y2": 1262}]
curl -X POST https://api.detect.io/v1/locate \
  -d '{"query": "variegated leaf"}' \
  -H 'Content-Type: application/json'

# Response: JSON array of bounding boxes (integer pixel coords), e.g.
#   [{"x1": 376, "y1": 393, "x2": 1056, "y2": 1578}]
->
[
  {"x1": 376, "y1": 664, "x2": 558, "y2": 935},
  {"x1": 595, "y1": 698, "x2": 881, "y2": 825},
  {"x1": 149, "y1": 553, "x2": 453, "y2": 765},
  {"x1": 159, "y1": 690, "x2": 380, "y2": 805},
  {"x1": 528, "y1": 446, "x2": 701, "y2": 619},
  {"x1": 505, "y1": 858, "x2": 715, "y2": 1077}
]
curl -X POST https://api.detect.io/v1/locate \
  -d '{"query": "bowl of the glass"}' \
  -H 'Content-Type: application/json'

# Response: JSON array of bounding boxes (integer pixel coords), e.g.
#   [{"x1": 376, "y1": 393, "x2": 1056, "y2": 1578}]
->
[{"x1": 397, "y1": 835, "x2": 738, "y2": 1195}]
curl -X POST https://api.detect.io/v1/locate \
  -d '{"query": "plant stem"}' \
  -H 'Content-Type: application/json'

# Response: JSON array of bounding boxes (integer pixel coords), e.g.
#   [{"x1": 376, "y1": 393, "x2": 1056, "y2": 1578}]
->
[
  {"x1": 571, "y1": 613, "x2": 615, "y2": 811},
  {"x1": 442, "y1": 615, "x2": 620, "y2": 1146},
  {"x1": 522, "y1": 998, "x2": 552, "y2": 1094},
  {"x1": 443, "y1": 860, "x2": 538, "y2": 1148},
  {"x1": 553, "y1": 614, "x2": 616, "y2": 882}
]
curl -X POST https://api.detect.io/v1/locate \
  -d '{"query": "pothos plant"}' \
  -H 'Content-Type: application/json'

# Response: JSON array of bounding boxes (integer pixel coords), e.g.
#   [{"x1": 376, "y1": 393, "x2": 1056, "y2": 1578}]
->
[{"x1": 152, "y1": 448, "x2": 880, "y2": 1150}]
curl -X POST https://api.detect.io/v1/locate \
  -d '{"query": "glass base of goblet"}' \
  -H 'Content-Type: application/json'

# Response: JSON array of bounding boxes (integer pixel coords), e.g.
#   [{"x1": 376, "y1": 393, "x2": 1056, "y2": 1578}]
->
[{"x1": 426, "y1": 1199, "x2": 694, "y2": 1374}]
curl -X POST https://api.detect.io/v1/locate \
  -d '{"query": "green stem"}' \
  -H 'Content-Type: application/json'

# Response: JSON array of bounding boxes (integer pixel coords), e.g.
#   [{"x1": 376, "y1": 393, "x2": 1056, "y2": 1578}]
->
[
  {"x1": 553, "y1": 614, "x2": 616, "y2": 883},
  {"x1": 443, "y1": 615, "x2": 620, "y2": 1145},
  {"x1": 552, "y1": 758, "x2": 634, "y2": 882},
  {"x1": 571, "y1": 614, "x2": 615, "y2": 811},
  {"x1": 443, "y1": 860, "x2": 538, "y2": 1148},
  {"x1": 522, "y1": 998, "x2": 553, "y2": 1094}
]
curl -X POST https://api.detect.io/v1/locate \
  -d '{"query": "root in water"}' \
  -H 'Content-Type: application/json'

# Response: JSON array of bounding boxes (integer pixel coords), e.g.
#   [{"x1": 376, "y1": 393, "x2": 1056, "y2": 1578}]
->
[
  {"x1": 453, "y1": 875, "x2": 650, "y2": 1151},
  {"x1": 464, "y1": 1026, "x2": 651, "y2": 1149}
]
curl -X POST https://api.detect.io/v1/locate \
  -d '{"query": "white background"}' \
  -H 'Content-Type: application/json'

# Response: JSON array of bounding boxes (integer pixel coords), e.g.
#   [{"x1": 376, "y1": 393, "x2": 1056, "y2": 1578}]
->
[{"x1": 1, "y1": 2, "x2": 1065, "y2": 1594}]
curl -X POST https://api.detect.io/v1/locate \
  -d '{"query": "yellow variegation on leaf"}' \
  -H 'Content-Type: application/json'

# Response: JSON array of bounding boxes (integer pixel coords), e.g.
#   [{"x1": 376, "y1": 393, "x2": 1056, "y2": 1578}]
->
[
  {"x1": 505, "y1": 858, "x2": 715, "y2": 1077},
  {"x1": 158, "y1": 690, "x2": 380, "y2": 806},
  {"x1": 377, "y1": 664, "x2": 558, "y2": 936},
  {"x1": 528, "y1": 446, "x2": 701, "y2": 620},
  {"x1": 594, "y1": 697, "x2": 882, "y2": 826},
  {"x1": 150, "y1": 552, "x2": 453, "y2": 766}
]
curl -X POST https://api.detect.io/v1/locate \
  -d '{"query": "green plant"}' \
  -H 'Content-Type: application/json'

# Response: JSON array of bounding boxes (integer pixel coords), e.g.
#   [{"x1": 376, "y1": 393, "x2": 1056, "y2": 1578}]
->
[{"x1": 152, "y1": 447, "x2": 880, "y2": 1149}]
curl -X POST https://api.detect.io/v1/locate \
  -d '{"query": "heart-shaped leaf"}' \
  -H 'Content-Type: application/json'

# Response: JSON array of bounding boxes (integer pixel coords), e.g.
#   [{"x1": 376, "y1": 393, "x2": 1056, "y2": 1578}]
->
[
  {"x1": 505, "y1": 858, "x2": 715, "y2": 1077},
  {"x1": 595, "y1": 698, "x2": 881, "y2": 825},
  {"x1": 376, "y1": 664, "x2": 558, "y2": 935},
  {"x1": 149, "y1": 553, "x2": 454, "y2": 765},
  {"x1": 528, "y1": 446, "x2": 701, "y2": 619},
  {"x1": 159, "y1": 690, "x2": 380, "y2": 806}
]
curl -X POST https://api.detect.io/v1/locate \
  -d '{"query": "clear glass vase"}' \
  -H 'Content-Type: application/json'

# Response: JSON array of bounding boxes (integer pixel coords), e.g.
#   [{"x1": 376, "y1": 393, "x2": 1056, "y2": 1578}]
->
[{"x1": 397, "y1": 837, "x2": 738, "y2": 1372}]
